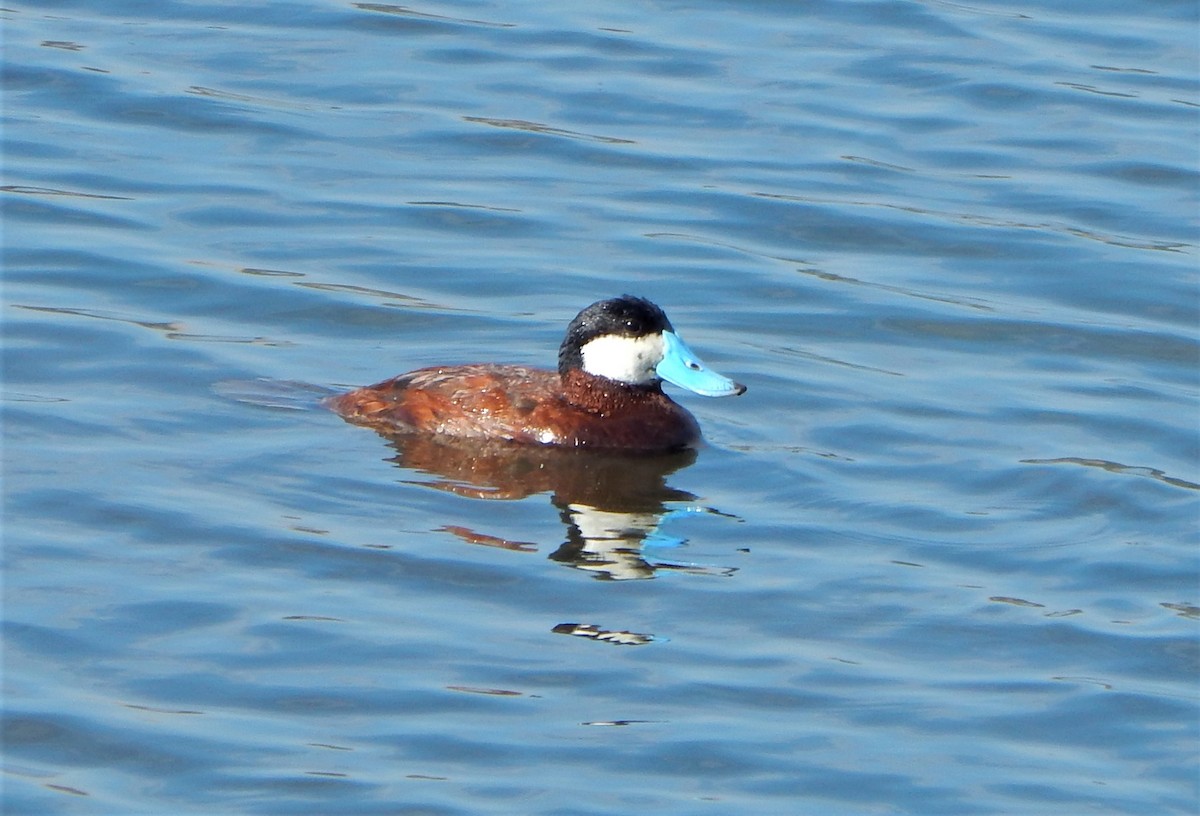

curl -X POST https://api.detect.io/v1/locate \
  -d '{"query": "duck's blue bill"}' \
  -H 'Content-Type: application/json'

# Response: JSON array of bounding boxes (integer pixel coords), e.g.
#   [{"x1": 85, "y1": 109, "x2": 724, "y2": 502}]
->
[{"x1": 656, "y1": 331, "x2": 746, "y2": 397}]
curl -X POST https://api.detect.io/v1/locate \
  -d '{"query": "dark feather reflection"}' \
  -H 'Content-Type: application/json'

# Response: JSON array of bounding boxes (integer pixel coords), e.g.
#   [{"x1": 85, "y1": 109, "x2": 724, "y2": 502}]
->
[{"x1": 379, "y1": 433, "x2": 736, "y2": 581}]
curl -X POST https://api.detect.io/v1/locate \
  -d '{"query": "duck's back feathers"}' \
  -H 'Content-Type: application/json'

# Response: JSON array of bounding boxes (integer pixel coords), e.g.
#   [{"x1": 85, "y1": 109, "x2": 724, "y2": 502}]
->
[{"x1": 328, "y1": 364, "x2": 700, "y2": 450}]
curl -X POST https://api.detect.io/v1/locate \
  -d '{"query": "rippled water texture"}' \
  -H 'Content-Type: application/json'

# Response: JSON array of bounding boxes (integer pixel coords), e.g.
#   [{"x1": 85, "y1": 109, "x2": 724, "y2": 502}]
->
[{"x1": 4, "y1": 1, "x2": 1198, "y2": 814}]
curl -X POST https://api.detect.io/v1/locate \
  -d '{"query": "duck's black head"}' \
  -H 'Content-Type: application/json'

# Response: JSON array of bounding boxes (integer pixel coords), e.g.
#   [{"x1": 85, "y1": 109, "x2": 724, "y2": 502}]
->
[{"x1": 557, "y1": 296, "x2": 745, "y2": 397}]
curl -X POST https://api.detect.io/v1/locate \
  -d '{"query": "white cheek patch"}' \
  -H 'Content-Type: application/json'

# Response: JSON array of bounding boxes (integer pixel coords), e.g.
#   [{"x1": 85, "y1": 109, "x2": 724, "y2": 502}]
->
[{"x1": 579, "y1": 333, "x2": 664, "y2": 385}]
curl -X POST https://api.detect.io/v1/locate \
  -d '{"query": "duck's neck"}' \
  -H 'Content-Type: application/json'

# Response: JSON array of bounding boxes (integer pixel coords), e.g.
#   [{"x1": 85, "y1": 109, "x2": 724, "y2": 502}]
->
[{"x1": 561, "y1": 368, "x2": 664, "y2": 415}]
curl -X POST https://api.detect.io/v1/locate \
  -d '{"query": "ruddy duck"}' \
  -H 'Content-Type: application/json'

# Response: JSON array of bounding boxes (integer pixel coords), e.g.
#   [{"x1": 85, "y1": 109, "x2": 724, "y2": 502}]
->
[{"x1": 328, "y1": 295, "x2": 746, "y2": 451}]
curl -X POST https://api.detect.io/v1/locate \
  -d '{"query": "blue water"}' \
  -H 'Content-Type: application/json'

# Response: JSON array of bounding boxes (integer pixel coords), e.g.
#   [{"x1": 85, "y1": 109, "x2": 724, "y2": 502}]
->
[{"x1": 4, "y1": 1, "x2": 1198, "y2": 814}]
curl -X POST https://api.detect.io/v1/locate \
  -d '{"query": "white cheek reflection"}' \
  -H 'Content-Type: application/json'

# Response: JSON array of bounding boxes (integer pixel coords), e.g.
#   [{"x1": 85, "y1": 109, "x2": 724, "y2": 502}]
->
[
  {"x1": 579, "y1": 333, "x2": 664, "y2": 384},
  {"x1": 566, "y1": 503, "x2": 660, "y2": 581}
]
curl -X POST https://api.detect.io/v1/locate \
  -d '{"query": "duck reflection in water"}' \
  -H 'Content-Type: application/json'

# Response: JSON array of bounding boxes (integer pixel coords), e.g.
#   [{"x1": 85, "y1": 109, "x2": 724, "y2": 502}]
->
[{"x1": 377, "y1": 433, "x2": 737, "y2": 581}]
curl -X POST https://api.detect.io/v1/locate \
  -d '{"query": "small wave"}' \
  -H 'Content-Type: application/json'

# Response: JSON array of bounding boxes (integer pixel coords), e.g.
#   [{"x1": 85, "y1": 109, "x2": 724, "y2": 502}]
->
[
  {"x1": 213, "y1": 378, "x2": 338, "y2": 411},
  {"x1": 1021, "y1": 457, "x2": 1200, "y2": 491}
]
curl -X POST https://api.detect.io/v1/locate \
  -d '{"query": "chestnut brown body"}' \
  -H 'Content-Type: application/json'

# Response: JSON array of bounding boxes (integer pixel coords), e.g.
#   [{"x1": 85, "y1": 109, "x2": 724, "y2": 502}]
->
[{"x1": 327, "y1": 364, "x2": 702, "y2": 451}]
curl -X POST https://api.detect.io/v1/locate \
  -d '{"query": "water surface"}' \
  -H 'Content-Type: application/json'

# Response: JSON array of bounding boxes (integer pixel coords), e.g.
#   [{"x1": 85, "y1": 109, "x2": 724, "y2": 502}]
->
[{"x1": 4, "y1": 1, "x2": 1198, "y2": 814}]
